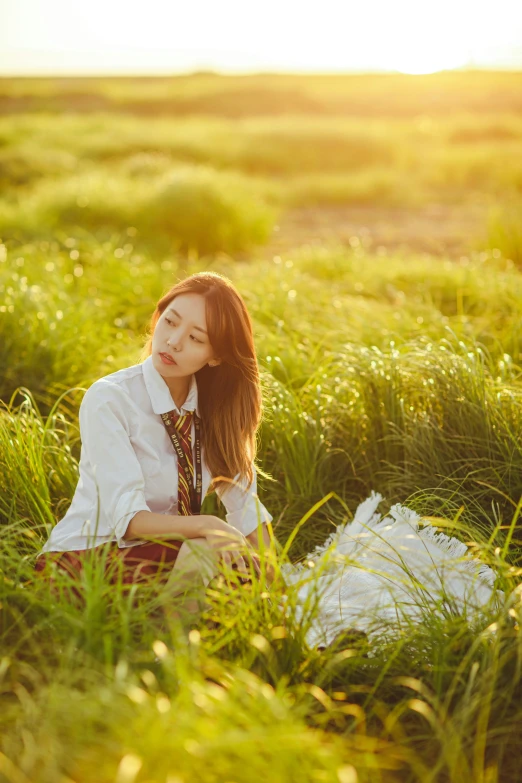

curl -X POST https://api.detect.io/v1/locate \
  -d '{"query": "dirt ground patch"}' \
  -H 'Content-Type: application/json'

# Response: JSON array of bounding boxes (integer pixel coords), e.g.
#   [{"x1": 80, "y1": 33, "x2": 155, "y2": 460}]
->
[{"x1": 252, "y1": 202, "x2": 491, "y2": 260}]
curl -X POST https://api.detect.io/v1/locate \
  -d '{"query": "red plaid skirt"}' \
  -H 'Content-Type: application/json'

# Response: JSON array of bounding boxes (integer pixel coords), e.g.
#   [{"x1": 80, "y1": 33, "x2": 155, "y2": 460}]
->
[{"x1": 34, "y1": 540, "x2": 183, "y2": 598}]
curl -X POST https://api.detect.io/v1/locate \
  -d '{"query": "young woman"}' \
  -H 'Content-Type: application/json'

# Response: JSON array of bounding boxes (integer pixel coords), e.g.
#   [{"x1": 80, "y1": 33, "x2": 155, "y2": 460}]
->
[
  {"x1": 34, "y1": 272, "x2": 276, "y2": 596},
  {"x1": 34, "y1": 270, "x2": 504, "y2": 650}
]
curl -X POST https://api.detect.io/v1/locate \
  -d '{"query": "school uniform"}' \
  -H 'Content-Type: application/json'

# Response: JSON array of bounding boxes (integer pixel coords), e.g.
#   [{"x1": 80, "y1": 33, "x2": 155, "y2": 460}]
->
[{"x1": 34, "y1": 355, "x2": 272, "y2": 587}]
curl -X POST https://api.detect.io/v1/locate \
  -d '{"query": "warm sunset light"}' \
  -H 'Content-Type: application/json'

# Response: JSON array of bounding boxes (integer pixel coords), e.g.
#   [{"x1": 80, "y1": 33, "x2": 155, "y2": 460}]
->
[
  {"x1": 3, "y1": 0, "x2": 522, "y2": 768},
  {"x1": 1, "y1": 0, "x2": 521, "y2": 74}
]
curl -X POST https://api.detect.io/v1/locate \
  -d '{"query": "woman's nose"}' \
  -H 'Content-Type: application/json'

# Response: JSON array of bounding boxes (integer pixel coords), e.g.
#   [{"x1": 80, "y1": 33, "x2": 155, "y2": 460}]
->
[{"x1": 169, "y1": 328, "x2": 184, "y2": 350}]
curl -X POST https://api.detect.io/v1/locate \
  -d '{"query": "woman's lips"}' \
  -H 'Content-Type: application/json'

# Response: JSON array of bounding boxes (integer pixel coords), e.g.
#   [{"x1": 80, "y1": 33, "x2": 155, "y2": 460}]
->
[{"x1": 160, "y1": 352, "x2": 177, "y2": 366}]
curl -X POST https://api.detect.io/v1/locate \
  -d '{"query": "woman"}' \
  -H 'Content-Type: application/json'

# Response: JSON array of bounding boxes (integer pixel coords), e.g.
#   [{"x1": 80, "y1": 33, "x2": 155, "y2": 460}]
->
[
  {"x1": 35, "y1": 271, "x2": 503, "y2": 651},
  {"x1": 35, "y1": 272, "x2": 276, "y2": 601}
]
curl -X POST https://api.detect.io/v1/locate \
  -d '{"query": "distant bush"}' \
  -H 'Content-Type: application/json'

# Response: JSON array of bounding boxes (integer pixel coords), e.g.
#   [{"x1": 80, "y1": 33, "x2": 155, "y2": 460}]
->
[
  {"x1": 0, "y1": 165, "x2": 276, "y2": 255},
  {"x1": 142, "y1": 167, "x2": 275, "y2": 254},
  {"x1": 0, "y1": 146, "x2": 79, "y2": 188}
]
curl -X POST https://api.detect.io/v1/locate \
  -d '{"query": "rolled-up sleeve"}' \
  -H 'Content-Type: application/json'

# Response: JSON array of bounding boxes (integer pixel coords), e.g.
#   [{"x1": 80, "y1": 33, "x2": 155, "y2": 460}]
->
[
  {"x1": 79, "y1": 381, "x2": 152, "y2": 546},
  {"x1": 215, "y1": 464, "x2": 273, "y2": 537}
]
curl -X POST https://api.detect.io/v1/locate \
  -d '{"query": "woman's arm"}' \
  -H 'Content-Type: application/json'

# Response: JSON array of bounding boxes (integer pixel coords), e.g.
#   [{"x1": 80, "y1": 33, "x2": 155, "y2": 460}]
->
[
  {"x1": 125, "y1": 510, "x2": 259, "y2": 578},
  {"x1": 123, "y1": 510, "x2": 227, "y2": 542},
  {"x1": 126, "y1": 511, "x2": 279, "y2": 584},
  {"x1": 79, "y1": 382, "x2": 154, "y2": 545},
  {"x1": 214, "y1": 466, "x2": 273, "y2": 537}
]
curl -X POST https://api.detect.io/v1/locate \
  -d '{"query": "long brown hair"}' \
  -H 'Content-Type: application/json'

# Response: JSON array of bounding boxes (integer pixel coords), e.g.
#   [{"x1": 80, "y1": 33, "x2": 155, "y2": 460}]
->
[{"x1": 140, "y1": 272, "x2": 262, "y2": 493}]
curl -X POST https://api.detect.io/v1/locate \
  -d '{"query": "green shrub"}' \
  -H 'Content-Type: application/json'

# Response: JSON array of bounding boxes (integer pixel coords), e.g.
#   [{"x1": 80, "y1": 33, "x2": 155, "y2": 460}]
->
[{"x1": 0, "y1": 165, "x2": 276, "y2": 255}]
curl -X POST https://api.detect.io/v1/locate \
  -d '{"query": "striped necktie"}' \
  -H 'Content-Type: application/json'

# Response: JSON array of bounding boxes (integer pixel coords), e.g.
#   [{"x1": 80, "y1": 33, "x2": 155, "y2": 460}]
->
[{"x1": 170, "y1": 410, "x2": 194, "y2": 516}]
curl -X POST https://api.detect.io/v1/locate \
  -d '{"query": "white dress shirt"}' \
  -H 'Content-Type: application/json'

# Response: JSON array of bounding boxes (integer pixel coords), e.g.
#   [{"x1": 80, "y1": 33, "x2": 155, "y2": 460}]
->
[{"x1": 36, "y1": 355, "x2": 272, "y2": 556}]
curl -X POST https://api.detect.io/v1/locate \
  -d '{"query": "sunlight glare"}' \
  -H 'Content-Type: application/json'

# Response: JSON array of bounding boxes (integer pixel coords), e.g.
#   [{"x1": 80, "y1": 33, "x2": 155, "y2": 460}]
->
[
  {"x1": 378, "y1": 2, "x2": 471, "y2": 74},
  {"x1": 1, "y1": 0, "x2": 521, "y2": 74}
]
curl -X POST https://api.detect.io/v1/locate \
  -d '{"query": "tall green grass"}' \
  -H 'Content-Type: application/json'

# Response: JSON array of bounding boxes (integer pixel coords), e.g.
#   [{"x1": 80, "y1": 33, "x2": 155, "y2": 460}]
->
[
  {"x1": 1, "y1": 430, "x2": 521, "y2": 782},
  {"x1": 2, "y1": 248, "x2": 522, "y2": 778}
]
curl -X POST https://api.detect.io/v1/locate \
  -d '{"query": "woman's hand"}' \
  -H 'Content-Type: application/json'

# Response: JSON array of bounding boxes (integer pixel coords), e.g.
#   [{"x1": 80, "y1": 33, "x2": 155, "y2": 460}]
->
[{"x1": 199, "y1": 517, "x2": 260, "y2": 580}]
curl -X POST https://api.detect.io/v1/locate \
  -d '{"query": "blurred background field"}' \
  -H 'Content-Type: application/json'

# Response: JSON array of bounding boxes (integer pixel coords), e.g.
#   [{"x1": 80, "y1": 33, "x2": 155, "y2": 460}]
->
[
  {"x1": 1, "y1": 71, "x2": 522, "y2": 783},
  {"x1": 1, "y1": 72, "x2": 522, "y2": 259}
]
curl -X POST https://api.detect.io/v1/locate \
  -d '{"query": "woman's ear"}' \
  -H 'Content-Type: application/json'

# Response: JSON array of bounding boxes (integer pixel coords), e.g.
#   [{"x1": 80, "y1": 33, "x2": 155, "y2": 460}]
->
[{"x1": 208, "y1": 358, "x2": 222, "y2": 367}]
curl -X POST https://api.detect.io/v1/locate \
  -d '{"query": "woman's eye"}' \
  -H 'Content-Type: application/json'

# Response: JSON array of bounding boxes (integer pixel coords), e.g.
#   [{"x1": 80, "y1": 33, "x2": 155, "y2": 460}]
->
[{"x1": 165, "y1": 317, "x2": 201, "y2": 343}]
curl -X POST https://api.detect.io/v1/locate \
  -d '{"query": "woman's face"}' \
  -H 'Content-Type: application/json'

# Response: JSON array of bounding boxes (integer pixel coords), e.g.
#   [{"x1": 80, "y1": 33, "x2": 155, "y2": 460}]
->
[{"x1": 151, "y1": 293, "x2": 221, "y2": 379}]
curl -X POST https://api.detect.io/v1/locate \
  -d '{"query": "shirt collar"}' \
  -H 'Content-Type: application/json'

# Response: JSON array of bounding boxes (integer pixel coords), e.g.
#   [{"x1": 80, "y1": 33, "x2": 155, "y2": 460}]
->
[{"x1": 142, "y1": 355, "x2": 200, "y2": 417}]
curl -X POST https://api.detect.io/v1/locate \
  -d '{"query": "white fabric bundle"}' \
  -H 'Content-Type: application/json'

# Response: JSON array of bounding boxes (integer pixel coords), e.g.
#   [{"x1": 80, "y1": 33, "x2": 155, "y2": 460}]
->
[{"x1": 280, "y1": 492, "x2": 503, "y2": 649}]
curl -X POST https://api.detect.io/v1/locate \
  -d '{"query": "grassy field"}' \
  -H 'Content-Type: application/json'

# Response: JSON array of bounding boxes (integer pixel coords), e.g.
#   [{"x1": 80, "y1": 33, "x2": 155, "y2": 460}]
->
[{"x1": 1, "y1": 72, "x2": 522, "y2": 783}]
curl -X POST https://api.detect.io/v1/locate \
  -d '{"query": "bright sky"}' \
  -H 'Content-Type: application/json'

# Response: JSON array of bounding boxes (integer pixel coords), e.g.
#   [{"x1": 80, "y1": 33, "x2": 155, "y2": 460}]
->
[{"x1": 1, "y1": 0, "x2": 522, "y2": 75}]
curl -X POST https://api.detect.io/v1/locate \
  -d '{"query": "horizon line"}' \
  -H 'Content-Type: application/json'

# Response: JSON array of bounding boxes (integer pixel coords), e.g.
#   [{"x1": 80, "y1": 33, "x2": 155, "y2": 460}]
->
[{"x1": 1, "y1": 64, "x2": 522, "y2": 79}]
